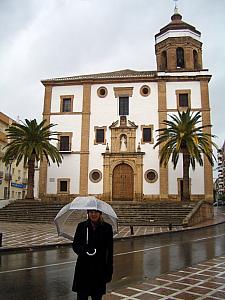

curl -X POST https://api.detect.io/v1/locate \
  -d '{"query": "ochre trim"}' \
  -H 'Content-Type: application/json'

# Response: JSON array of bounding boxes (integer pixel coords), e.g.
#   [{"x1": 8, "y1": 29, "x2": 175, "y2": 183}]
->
[
  {"x1": 79, "y1": 84, "x2": 91, "y2": 195},
  {"x1": 141, "y1": 125, "x2": 154, "y2": 144},
  {"x1": 200, "y1": 81, "x2": 213, "y2": 200},
  {"x1": 57, "y1": 178, "x2": 70, "y2": 194},
  {"x1": 41, "y1": 74, "x2": 211, "y2": 87},
  {"x1": 39, "y1": 86, "x2": 52, "y2": 197},
  {"x1": 140, "y1": 85, "x2": 151, "y2": 97},
  {"x1": 43, "y1": 86, "x2": 52, "y2": 115},
  {"x1": 60, "y1": 95, "x2": 74, "y2": 113},
  {"x1": 158, "y1": 81, "x2": 168, "y2": 200},
  {"x1": 113, "y1": 87, "x2": 134, "y2": 98},
  {"x1": 176, "y1": 89, "x2": 191, "y2": 110},
  {"x1": 94, "y1": 126, "x2": 107, "y2": 145}
]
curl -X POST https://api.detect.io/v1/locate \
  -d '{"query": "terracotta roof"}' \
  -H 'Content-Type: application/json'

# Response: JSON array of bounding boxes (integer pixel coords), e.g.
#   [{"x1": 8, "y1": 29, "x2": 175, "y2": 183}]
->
[
  {"x1": 155, "y1": 13, "x2": 201, "y2": 39},
  {"x1": 41, "y1": 69, "x2": 157, "y2": 83}
]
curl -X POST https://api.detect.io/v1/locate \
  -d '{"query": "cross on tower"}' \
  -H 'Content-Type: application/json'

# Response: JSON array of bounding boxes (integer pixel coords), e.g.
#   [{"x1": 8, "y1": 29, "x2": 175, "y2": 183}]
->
[{"x1": 173, "y1": 0, "x2": 179, "y2": 13}]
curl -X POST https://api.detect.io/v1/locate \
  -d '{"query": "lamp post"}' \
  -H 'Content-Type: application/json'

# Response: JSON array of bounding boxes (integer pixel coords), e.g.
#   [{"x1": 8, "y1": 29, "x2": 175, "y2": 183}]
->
[{"x1": 7, "y1": 158, "x2": 13, "y2": 200}]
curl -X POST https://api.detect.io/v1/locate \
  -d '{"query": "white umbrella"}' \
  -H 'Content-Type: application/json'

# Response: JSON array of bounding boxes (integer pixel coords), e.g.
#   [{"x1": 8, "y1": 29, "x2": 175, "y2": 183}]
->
[{"x1": 54, "y1": 196, "x2": 118, "y2": 242}]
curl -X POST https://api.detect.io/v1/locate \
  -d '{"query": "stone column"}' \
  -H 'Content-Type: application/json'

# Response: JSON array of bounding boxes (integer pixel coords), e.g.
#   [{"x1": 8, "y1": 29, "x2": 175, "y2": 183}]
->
[
  {"x1": 200, "y1": 80, "x2": 213, "y2": 201},
  {"x1": 39, "y1": 86, "x2": 52, "y2": 198},
  {"x1": 79, "y1": 84, "x2": 91, "y2": 195},
  {"x1": 158, "y1": 81, "x2": 168, "y2": 200}
]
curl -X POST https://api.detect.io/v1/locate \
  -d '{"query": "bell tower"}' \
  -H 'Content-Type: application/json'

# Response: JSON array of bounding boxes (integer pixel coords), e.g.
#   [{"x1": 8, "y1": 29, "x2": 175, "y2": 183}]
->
[{"x1": 155, "y1": 6, "x2": 203, "y2": 72}]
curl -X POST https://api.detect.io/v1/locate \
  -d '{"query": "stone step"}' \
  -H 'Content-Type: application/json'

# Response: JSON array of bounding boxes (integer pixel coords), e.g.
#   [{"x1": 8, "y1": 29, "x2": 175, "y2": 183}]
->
[{"x1": 0, "y1": 200, "x2": 196, "y2": 226}]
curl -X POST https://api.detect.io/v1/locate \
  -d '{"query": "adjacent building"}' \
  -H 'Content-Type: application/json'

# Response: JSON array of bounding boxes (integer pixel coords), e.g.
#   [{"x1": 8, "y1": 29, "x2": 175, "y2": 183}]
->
[
  {"x1": 39, "y1": 9, "x2": 213, "y2": 203},
  {"x1": 0, "y1": 112, "x2": 28, "y2": 200}
]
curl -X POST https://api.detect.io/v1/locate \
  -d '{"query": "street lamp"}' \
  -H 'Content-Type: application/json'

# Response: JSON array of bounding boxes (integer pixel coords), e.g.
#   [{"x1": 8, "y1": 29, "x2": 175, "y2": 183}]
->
[{"x1": 7, "y1": 158, "x2": 14, "y2": 199}]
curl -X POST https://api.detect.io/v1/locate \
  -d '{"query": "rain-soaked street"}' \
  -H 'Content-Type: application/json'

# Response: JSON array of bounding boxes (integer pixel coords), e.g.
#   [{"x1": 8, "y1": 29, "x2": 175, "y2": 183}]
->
[{"x1": 0, "y1": 221, "x2": 225, "y2": 300}]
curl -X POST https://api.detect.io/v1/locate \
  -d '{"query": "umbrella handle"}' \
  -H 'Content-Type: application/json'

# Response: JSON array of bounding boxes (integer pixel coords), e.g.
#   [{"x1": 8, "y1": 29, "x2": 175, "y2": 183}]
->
[{"x1": 86, "y1": 249, "x2": 96, "y2": 256}]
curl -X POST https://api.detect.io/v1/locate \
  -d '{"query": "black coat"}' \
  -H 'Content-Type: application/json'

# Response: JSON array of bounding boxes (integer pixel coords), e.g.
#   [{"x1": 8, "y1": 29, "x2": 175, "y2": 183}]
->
[{"x1": 72, "y1": 219, "x2": 113, "y2": 295}]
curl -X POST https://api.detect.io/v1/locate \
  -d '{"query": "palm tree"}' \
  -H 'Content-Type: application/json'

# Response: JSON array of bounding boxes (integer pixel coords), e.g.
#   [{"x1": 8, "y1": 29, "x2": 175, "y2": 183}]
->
[
  {"x1": 154, "y1": 109, "x2": 217, "y2": 201},
  {"x1": 3, "y1": 119, "x2": 62, "y2": 199}
]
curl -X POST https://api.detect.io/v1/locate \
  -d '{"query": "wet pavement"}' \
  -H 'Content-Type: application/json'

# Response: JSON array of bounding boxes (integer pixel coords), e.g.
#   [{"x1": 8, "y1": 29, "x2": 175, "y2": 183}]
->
[{"x1": 0, "y1": 207, "x2": 225, "y2": 299}]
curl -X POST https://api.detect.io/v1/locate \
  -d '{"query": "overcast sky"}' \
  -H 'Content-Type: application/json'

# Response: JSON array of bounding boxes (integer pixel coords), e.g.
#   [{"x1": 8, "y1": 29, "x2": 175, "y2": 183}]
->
[{"x1": 0, "y1": 0, "x2": 224, "y2": 147}]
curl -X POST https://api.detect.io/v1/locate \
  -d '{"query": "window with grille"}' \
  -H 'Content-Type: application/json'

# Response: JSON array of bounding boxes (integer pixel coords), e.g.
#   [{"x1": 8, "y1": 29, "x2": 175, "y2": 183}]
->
[
  {"x1": 62, "y1": 98, "x2": 72, "y2": 112},
  {"x1": 179, "y1": 93, "x2": 189, "y2": 107},
  {"x1": 60, "y1": 95, "x2": 74, "y2": 112},
  {"x1": 119, "y1": 96, "x2": 129, "y2": 115},
  {"x1": 96, "y1": 129, "x2": 105, "y2": 143},
  {"x1": 60, "y1": 136, "x2": 70, "y2": 151},
  {"x1": 141, "y1": 125, "x2": 154, "y2": 144},
  {"x1": 176, "y1": 90, "x2": 191, "y2": 109}
]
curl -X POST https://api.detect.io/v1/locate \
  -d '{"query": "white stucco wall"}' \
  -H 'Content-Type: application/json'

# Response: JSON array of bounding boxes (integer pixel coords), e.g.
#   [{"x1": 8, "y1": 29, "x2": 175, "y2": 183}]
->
[
  {"x1": 168, "y1": 158, "x2": 205, "y2": 195},
  {"x1": 45, "y1": 79, "x2": 206, "y2": 197},
  {"x1": 47, "y1": 154, "x2": 80, "y2": 194},
  {"x1": 166, "y1": 81, "x2": 202, "y2": 109},
  {"x1": 51, "y1": 85, "x2": 83, "y2": 113},
  {"x1": 88, "y1": 82, "x2": 160, "y2": 195}
]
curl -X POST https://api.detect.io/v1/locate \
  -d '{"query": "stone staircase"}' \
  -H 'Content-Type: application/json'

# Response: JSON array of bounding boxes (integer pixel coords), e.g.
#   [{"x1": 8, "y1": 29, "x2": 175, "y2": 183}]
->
[
  {"x1": 0, "y1": 200, "x2": 64, "y2": 223},
  {"x1": 111, "y1": 201, "x2": 197, "y2": 226},
  {"x1": 0, "y1": 199, "x2": 197, "y2": 226}
]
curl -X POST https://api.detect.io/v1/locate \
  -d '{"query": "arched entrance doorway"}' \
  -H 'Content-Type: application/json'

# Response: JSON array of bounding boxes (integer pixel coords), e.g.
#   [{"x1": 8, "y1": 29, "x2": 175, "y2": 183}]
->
[{"x1": 112, "y1": 163, "x2": 133, "y2": 201}]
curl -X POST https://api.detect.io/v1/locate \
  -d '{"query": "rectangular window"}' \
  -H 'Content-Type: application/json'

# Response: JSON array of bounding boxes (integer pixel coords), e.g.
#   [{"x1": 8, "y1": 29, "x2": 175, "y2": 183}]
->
[
  {"x1": 141, "y1": 125, "x2": 154, "y2": 144},
  {"x1": 176, "y1": 90, "x2": 191, "y2": 109},
  {"x1": 60, "y1": 180, "x2": 68, "y2": 192},
  {"x1": 143, "y1": 128, "x2": 152, "y2": 142},
  {"x1": 60, "y1": 95, "x2": 74, "y2": 113},
  {"x1": 57, "y1": 178, "x2": 70, "y2": 194},
  {"x1": 62, "y1": 98, "x2": 72, "y2": 112},
  {"x1": 119, "y1": 97, "x2": 129, "y2": 115},
  {"x1": 59, "y1": 136, "x2": 70, "y2": 151},
  {"x1": 179, "y1": 93, "x2": 188, "y2": 107},
  {"x1": 96, "y1": 129, "x2": 105, "y2": 143}
]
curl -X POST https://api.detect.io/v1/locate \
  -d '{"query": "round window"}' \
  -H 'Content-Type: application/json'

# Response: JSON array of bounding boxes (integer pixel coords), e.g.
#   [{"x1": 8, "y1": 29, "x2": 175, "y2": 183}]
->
[
  {"x1": 144, "y1": 169, "x2": 158, "y2": 183},
  {"x1": 140, "y1": 85, "x2": 151, "y2": 97},
  {"x1": 89, "y1": 169, "x2": 102, "y2": 183},
  {"x1": 97, "y1": 87, "x2": 108, "y2": 98}
]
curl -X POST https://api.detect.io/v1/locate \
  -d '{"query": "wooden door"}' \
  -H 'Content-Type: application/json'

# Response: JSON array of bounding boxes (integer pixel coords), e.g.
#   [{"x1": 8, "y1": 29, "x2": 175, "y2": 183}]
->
[{"x1": 112, "y1": 163, "x2": 133, "y2": 201}]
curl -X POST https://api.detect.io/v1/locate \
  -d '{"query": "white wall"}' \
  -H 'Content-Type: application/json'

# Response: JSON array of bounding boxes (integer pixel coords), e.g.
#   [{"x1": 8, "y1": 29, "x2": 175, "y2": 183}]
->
[
  {"x1": 51, "y1": 85, "x2": 83, "y2": 113},
  {"x1": 47, "y1": 155, "x2": 80, "y2": 194},
  {"x1": 88, "y1": 82, "x2": 160, "y2": 195},
  {"x1": 46, "y1": 79, "x2": 206, "y2": 197},
  {"x1": 166, "y1": 81, "x2": 202, "y2": 109}
]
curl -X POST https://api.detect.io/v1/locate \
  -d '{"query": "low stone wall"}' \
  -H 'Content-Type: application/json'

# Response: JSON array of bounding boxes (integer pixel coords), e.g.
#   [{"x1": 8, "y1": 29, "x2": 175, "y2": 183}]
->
[{"x1": 182, "y1": 200, "x2": 214, "y2": 227}]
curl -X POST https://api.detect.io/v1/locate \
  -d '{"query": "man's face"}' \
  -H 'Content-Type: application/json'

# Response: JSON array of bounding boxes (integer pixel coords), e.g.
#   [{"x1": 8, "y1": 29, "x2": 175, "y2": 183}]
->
[{"x1": 88, "y1": 210, "x2": 101, "y2": 223}]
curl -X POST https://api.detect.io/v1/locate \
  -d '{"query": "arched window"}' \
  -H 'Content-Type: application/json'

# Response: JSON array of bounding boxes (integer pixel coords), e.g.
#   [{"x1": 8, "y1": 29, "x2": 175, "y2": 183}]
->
[
  {"x1": 161, "y1": 51, "x2": 167, "y2": 70},
  {"x1": 193, "y1": 50, "x2": 198, "y2": 69},
  {"x1": 176, "y1": 47, "x2": 185, "y2": 68}
]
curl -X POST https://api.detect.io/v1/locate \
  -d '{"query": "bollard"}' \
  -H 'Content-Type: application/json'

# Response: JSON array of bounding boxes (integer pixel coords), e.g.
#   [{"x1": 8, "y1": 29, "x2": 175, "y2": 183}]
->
[
  {"x1": 130, "y1": 225, "x2": 134, "y2": 235},
  {"x1": 168, "y1": 223, "x2": 172, "y2": 231},
  {"x1": 0, "y1": 233, "x2": 2, "y2": 247}
]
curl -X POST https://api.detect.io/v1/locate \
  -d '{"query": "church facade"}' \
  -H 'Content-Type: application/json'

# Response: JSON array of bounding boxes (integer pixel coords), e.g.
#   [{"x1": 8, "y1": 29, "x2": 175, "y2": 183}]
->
[{"x1": 39, "y1": 11, "x2": 213, "y2": 202}]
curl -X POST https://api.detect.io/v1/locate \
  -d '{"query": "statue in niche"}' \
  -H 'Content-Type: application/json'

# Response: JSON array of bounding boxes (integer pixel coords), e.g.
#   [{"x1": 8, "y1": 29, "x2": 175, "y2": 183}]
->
[{"x1": 120, "y1": 134, "x2": 127, "y2": 152}]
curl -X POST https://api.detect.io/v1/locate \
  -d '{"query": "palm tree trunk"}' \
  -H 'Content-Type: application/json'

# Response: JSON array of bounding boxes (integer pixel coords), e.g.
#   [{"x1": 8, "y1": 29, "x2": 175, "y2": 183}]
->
[
  {"x1": 26, "y1": 157, "x2": 35, "y2": 199},
  {"x1": 182, "y1": 149, "x2": 190, "y2": 201}
]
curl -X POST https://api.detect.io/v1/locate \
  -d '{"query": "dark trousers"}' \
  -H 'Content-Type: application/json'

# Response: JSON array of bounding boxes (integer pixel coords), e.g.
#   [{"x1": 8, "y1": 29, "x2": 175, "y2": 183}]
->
[{"x1": 77, "y1": 291, "x2": 103, "y2": 300}]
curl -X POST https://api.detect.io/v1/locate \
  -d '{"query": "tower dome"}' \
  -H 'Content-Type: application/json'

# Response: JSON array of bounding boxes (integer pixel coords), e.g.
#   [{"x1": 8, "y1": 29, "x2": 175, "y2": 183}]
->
[{"x1": 155, "y1": 11, "x2": 203, "y2": 72}]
